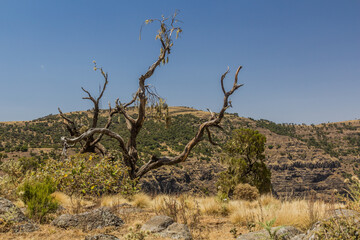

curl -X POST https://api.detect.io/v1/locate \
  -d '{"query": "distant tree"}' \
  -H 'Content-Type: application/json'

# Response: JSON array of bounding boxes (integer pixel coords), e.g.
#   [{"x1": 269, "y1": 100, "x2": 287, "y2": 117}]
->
[
  {"x1": 217, "y1": 128, "x2": 271, "y2": 198},
  {"x1": 60, "y1": 12, "x2": 243, "y2": 180}
]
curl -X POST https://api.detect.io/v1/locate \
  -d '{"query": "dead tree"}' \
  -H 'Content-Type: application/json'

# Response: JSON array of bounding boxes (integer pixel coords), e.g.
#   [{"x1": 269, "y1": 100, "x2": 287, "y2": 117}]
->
[
  {"x1": 61, "y1": 13, "x2": 243, "y2": 180},
  {"x1": 59, "y1": 65, "x2": 116, "y2": 156}
]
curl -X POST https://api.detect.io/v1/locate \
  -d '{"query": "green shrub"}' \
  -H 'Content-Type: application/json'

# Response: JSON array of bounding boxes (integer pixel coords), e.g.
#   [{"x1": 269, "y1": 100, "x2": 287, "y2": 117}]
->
[
  {"x1": 217, "y1": 128, "x2": 271, "y2": 199},
  {"x1": 18, "y1": 177, "x2": 58, "y2": 223},
  {"x1": 35, "y1": 153, "x2": 139, "y2": 198},
  {"x1": 232, "y1": 183, "x2": 259, "y2": 201}
]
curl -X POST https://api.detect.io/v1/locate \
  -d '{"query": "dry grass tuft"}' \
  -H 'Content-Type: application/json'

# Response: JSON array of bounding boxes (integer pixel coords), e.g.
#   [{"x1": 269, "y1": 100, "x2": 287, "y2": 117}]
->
[
  {"x1": 131, "y1": 193, "x2": 152, "y2": 209},
  {"x1": 51, "y1": 192, "x2": 94, "y2": 214},
  {"x1": 100, "y1": 194, "x2": 129, "y2": 207},
  {"x1": 152, "y1": 194, "x2": 171, "y2": 213},
  {"x1": 197, "y1": 197, "x2": 223, "y2": 216}
]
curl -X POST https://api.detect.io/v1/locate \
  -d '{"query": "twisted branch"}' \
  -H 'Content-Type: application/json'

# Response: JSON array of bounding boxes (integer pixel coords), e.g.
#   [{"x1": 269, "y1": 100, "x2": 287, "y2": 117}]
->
[{"x1": 136, "y1": 66, "x2": 243, "y2": 178}]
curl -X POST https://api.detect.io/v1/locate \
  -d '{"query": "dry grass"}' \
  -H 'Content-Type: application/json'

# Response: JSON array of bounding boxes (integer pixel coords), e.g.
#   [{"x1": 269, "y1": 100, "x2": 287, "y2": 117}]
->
[
  {"x1": 51, "y1": 192, "x2": 95, "y2": 214},
  {"x1": 229, "y1": 194, "x2": 340, "y2": 231},
  {"x1": 0, "y1": 192, "x2": 345, "y2": 240},
  {"x1": 131, "y1": 193, "x2": 152, "y2": 209},
  {"x1": 100, "y1": 194, "x2": 129, "y2": 207}
]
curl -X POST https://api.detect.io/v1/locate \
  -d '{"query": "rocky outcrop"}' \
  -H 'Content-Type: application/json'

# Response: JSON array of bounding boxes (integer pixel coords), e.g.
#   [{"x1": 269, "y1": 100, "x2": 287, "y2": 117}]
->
[
  {"x1": 0, "y1": 197, "x2": 38, "y2": 233},
  {"x1": 262, "y1": 132, "x2": 347, "y2": 201},
  {"x1": 236, "y1": 226, "x2": 302, "y2": 240},
  {"x1": 141, "y1": 215, "x2": 174, "y2": 233},
  {"x1": 140, "y1": 161, "x2": 224, "y2": 195},
  {"x1": 300, "y1": 209, "x2": 360, "y2": 239},
  {"x1": 141, "y1": 215, "x2": 192, "y2": 240},
  {"x1": 0, "y1": 197, "x2": 28, "y2": 223},
  {"x1": 159, "y1": 222, "x2": 192, "y2": 240},
  {"x1": 52, "y1": 207, "x2": 123, "y2": 230},
  {"x1": 85, "y1": 234, "x2": 120, "y2": 240}
]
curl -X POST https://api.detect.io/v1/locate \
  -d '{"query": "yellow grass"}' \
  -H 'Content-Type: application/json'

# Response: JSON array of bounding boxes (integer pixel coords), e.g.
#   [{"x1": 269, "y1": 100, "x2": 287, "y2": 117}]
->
[
  {"x1": 229, "y1": 195, "x2": 340, "y2": 231},
  {"x1": 151, "y1": 194, "x2": 171, "y2": 213},
  {"x1": 51, "y1": 192, "x2": 94, "y2": 208},
  {"x1": 131, "y1": 193, "x2": 152, "y2": 209},
  {"x1": 100, "y1": 194, "x2": 129, "y2": 207},
  {"x1": 1, "y1": 191, "x2": 346, "y2": 240},
  {"x1": 197, "y1": 196, "x2": 223, "y2": 216}
]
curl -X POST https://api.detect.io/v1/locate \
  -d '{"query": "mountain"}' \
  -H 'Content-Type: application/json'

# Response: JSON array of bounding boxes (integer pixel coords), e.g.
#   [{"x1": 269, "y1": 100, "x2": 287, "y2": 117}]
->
[{"x1": 1, "y1": 106, "x2": 359, "y2": 200}]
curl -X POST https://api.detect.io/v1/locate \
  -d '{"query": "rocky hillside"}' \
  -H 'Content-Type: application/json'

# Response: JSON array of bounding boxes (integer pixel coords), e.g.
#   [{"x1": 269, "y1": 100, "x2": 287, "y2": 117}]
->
[{"x1": 1, "y1": 106, "x2": 359, "y2": 200}]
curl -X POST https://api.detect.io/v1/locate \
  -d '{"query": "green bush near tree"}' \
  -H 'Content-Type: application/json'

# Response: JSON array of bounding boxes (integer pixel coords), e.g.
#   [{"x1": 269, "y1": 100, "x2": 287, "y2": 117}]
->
[
  {"x1": 217, "y1": 128, "x2": 271, "y2": 199},
  {"x1": 18, "y1": 177, "x2": 58, "y2": 223}
]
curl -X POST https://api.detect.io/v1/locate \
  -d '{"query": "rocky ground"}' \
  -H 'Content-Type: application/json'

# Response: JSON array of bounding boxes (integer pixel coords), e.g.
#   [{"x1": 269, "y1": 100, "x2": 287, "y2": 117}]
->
[{"x1": 1, "y1": 196, "x2": 359, "y2": 240}]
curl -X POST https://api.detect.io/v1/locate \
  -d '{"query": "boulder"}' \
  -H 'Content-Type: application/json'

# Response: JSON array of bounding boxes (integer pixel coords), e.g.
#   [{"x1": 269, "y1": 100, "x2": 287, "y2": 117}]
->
[
  {"x1": 0, "y1": 197, "x2": 27, "y2": 223},
  {"x1": 159, "y1": 222, "x2": 192, "y2": 240},
  {"x1": 85, "y1": 234, "x2": 120, "y2": 240},
  {"x1": 0, "y1": 197, "x2": 38, "y2": 233},
  {"x1": 52, "y1": 207, "x2": 123, "y2": 230},
  {"x1": 236, "y1": 226, "x2": 302, "y2": 240},
  {"x1": 12, "y1": 222, "x2": 39, "y2": 233},
  {"x1": 141, "y1": 215, "x2": 174, "y2": 233},
  {"x1": 302, "y1": 209, "x2": 360, "y2": 239}
]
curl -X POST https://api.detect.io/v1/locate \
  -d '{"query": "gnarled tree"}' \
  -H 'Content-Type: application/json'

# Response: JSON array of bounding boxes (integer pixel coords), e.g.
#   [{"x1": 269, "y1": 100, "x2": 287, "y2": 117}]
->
[
  {"x1": 61, "y1": 13, "x2": 243, "y2": 180},
  {"x1": 58, "y1": 67, "x2": 116, "y2": 156}
]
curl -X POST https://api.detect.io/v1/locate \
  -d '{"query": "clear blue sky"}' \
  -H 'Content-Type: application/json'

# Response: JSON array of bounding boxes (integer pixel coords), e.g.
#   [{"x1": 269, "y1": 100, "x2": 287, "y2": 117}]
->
[{"x1": 1, "y1": 0, "x2": 359, "y2": 124}]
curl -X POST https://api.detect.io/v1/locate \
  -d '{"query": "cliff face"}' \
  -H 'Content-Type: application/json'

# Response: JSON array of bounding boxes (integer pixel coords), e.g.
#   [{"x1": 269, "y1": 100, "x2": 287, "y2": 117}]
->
[{"x1": 259, "y1": 128, "x2": 346, "y2": 200}]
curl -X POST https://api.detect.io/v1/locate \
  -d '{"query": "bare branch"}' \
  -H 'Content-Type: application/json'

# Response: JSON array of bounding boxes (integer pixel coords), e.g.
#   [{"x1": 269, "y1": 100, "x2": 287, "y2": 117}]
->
[
  {"x1": 115, "y1": 99, "x2": 136, "y2": 127},
  {"x1": 90, "y1": 104, "x2": 117, "y2": 146},
  {"x1": 206, "y1": 127, "x2": 218, "y2": 146},
  {"x1": 220, "y1": 67, "x2": 230, "y2": 95},
  {"x1": 136, "y1": 66, "x2": 243, "y2": 178},
  {"x1": 81, "y1": 87, "x2": 95, "y2": 101},
  {"x1": 58, "y1": 108, "x2": 80, "y2": 136},
  {"x1": 62, "y1": 128, "x2": 127, "y2": 155},
  {"x1": 207, "y1": 108, "x2": 216, "y2": 119},
  {"x1": 123, "y1": 90, "x2": 140, "y2": 108}
]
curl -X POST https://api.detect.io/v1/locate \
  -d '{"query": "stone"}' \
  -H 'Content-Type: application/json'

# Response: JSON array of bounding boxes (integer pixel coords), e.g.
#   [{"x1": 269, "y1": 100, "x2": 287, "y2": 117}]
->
[
  {"x1": 85, "y1": 234, "x2": 120, "y2": 240},
  {"x1": 236, "y1": 226, "x2": 302, "y2": 240},
  {"x1": 0, "y1": 197, "x2": 27, "y2": 223},
  {"x1": 0, "y1": 197, "x2": 37, "y2": 233},
  {"x1": 302, "y1": 209, "x2": 360, "y2": 239},
  {"x1": 159, "y1": 222, "x2": 192, "y2": 240},
  {"x1": 141, "y1": 215, "x2": 174, "y2": 233},
  {"x1": 327, "y1": 209, "x2": 359, "y2": 219},
  {"x1": 52, "y1": 207, "x2": 123, "y2": 230},
  {"x1": 12, "y1": 222, "x2": 39, "y2": 233},
  {"x1": 276, "y1": 226, "x2": 303, "y2": 239}
]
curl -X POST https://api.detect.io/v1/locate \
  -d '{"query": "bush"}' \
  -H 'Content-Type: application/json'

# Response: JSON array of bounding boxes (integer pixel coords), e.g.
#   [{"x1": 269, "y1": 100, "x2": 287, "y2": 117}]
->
[
  {"x1": 36, "y1": 153, "x2": 139, "y2": 198},
  {"x1": 217, "y1": 128, "x2": 271, "y2": 199},
  {"x1": 0, "y1": 160, "x2": 24, "y2": 199},
  {"x1": 18, "y1": 177, "x2": 58, "y2": 223},
  {"x1": 232, "y1": 183, "x2": 259, "y2": 201},
  {"x1": 18, "y1": 156, "x2": 44, "y2": 173}
]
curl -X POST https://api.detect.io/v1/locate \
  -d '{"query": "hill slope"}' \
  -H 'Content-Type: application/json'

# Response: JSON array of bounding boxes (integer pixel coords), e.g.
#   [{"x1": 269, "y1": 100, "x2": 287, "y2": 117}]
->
[{"x1": 1, "y1": 106, "x2": 359, "y2": 200}]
